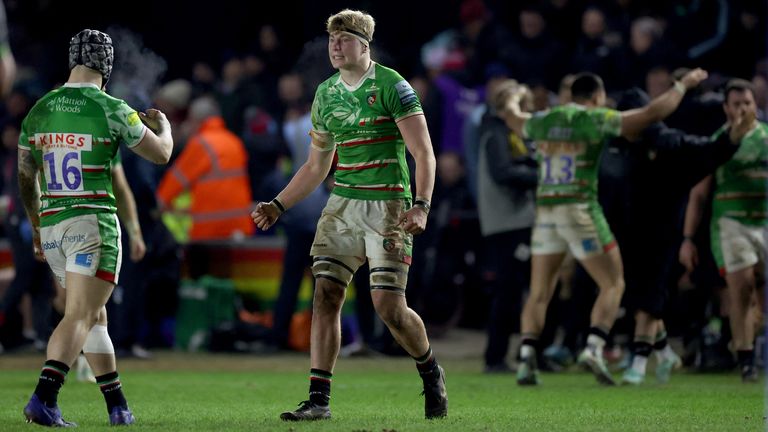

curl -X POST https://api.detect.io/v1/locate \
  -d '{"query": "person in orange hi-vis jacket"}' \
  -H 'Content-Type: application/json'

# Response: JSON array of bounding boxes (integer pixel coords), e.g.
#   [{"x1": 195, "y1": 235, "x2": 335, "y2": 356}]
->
[{"x1": 157, "y1": 96, "x2": 253, "y2": 241}]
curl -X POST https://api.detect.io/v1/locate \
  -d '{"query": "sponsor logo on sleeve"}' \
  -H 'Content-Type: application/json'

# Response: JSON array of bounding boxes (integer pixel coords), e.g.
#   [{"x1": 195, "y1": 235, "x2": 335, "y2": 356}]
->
[
  {"x1": 127, "y1": 111, "x2": 141, "y2": 126},
  {"x1": 394, "y1": 80, "x2": 417, "y2": 106}
]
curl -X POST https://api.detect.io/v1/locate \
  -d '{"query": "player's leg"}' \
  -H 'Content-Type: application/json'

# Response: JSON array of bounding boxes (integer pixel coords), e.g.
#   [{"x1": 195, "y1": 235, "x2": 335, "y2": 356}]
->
[
  {"x1": 653, "y1": 320, "x2": 682, "y2": 383},
  {"x1": 518, "y1": 206, "x2": 568, "y2": 385},
  {"x1": 718, "y1": 217, "x2": 762, "y2": 382},
  {"x1": 25, "y1": 271, "x2": 113, "y2": 427},
  {"x1": 725, "y1": 266, "x2": 758, "y2": 381},
  {"x1": 280, "y1": 254, "x2": 362, "y2": 421},
  {"x1": 517, "y1": 252, "x2": 567, "y2": 384},
  {"x1": 359, "y1": 197, "x2": 446, "y2": 419},
  {"x1": 83, "y1": 306, "x2": 134, "y2": 425},
  {"x1": 562, "y1": 202, "x2": 623, "y2": 386},
  {"x1": 621, "y1": 311, "x2": 656, "y2": 385},
  {"x1": 280, "y1": 195, "x2": 365, "y2": 421},
  {"x1": 576, "y1": 247, "x2": 624, "y2": 385},
  {"x1": 368, "y1": 259, "x2": 447, "y2": 419},
  {"x1": 26, "y1": 213, "x2": 125, "y2": 426}
]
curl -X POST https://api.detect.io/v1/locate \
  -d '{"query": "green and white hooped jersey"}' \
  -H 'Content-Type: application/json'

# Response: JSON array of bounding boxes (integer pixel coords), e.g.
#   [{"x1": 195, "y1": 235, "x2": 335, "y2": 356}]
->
[
  {"x1": 18, "y1": 83, "x2": 147, "y2": 227},
  {"x1": 711, "y1": 122, "x2": 768, "y2": 226},
  {"x1": 523, "y1": 104, "x2": 622, "y2": 206},
  {"x1": 310, "y1": 62, "x2": 423, "y2": 200}
]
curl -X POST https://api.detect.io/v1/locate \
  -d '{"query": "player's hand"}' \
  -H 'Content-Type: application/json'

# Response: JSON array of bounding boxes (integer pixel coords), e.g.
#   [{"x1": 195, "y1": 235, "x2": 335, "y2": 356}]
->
[
  {"x1": 679, "y1": 238, "x2": 698, "y2": 273},
  {"x1": 139, "y1": 109, "x2": 168, "y2": 131},
  {"x1": 32, "y1": 226, "x2": 45, "y2": 262},
  {"x1": 129, "y1": 235, "x2": 146, "y2": 262},
  {"x1": 398, "y1": 207, "x2": 428, "y2": 235},
  {"x1": 680, "y1": 68, "x2": 708, "y2": 90},
  {"x1": 251, "y1": 201, "x2": 281, "y2": 231},
  {"x1": 729, "y1": 107, "x2": 757, "y2": 144}
]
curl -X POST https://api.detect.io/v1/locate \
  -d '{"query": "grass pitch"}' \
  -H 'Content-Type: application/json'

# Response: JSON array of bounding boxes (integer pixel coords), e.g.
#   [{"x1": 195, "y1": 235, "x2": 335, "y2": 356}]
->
[{"x1": 0, "y1": 353, "x2": 764, "y2": 431}]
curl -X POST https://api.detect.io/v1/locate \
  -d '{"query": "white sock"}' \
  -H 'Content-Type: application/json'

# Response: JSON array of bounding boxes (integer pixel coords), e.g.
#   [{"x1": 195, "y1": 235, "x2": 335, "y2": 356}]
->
[
  {"x1": 631, "y1": 355, "x2": 648, "y2": 374},
  {"x1": 586, "y1": 334, "x2": 606, "y2": 356},
  {"x1": 655, "y1": 345, "x2": 675, "y2": 362},
  {"x1": 521, "y1": 345, "x2": 535, "y2": 359}
]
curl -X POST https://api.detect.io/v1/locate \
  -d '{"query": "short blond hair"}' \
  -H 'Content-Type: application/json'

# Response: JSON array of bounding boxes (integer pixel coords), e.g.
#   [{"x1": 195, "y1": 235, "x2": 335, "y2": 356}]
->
[{"x1": 327, "y1": 9, "x2": 375, "y2": 44}]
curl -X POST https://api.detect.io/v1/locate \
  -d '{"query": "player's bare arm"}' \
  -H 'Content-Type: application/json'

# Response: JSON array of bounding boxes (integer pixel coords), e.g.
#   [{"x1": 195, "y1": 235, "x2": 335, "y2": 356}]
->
[
  {"x1": 499, "y1": 88, "x2": 532, "y2": 138},
  {"x1": 112, "y1": 163, "x2": 146, "y2": 262},
  {"x1": 132, "y1": 108, "x2": 173, "y2": 164},
  {"x1": 398, "y1": 114, "x2": 435, "y2": 235},
  {"x1": 621, "y1": 68, "x2": 708, "y2": 137},
  {"x1": 252, "y1": 143, "x2": 335, "y2": 231},
  {"x1": 679, "y1": 175, "x2": 713, "y2": 272},
  {"x1": 17, "y1": 147, "x2": 44, "y2": 261}
]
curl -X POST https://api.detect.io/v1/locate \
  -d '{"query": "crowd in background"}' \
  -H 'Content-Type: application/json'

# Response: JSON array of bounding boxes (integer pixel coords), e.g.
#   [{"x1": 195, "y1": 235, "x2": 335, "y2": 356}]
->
[{"x1": 0, "y1": 0, "x2": 766, "y2": 373}]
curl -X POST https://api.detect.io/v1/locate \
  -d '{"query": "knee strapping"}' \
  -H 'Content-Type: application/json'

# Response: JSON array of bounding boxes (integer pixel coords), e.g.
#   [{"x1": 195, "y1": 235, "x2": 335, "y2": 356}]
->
[
  {"x1": 369, "y1": 261, "x2": 408, "y2": 294},
  {"x1": 312, "y1": 256, "x2": 357, "y2": 287},
  {"x1": 82, "y1": 324, "x2": 114, "y2": 354}
]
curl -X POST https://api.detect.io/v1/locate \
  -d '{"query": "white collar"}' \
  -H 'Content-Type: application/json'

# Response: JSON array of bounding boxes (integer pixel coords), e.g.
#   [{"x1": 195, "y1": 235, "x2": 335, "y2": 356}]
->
[
  {"x1": 336, "y1": 61, "x2": 376, "y2": 92},
  {"x1": 63, "y1": 82, "x2": 101, "y2": 90}
]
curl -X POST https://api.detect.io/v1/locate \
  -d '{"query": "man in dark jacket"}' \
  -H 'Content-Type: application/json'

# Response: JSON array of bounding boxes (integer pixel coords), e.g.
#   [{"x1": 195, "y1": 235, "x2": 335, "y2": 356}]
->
[{"x1": 614, "y1": 87, "x2": 752, "y2": 384}]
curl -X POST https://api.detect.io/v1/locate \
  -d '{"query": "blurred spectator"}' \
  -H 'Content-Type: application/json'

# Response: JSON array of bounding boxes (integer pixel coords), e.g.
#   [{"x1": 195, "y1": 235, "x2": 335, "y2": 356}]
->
[
  {"x1": 0, "y1": 118, "x2": 53, "y2": 351},
  {"x1": 543, "y1": 0, "x2": 586, "y2": 42},
  {"x1": 110, "y1": 145, "x2": 181, "y2": 356},
  {"x1": 261, "y1": 72, "x2": 328, "y2": 351},
  {"x1": 463, "y1": 62, "x2": 512, "y2": 202},
  {"x1": 153, "y1": 79, "x2": 192, "y2": 147},
  {"x1": 0, "y1": 0, "x2": 15, "y2": 98},
  {"x1": 528, "y1": 81, "x2": 555, "y2": 112},
  {"x1": 190, "y1": 61, "x2": 216, "y2": 98},
  {"x1": 663, "y1": 0, "x2": 730, "y2": 71},
  {"x1": 421, "y1": 35, "x2": 484, "y2": 155},
  {"x1": 245, "y1": 25, "x2": 292, "y2": 120},
  {"x1": 157, "y1": 96, "x2": 254, "y2": 241},
  {"x1": 503, "y1": 5, "x2": 566, "y2": 90},
  {"x1": 241, "y1": 104, "x2": 282, "y2": 200},
  {"x1": 458, "y1": 0, "x2": 512, "y2": 87},
  {"x1": 476, "y1": 81, "x2": 537, "y2": 372},
  {"x1": 417, "y1": 151, "x2": 481, "y2": 333},
  {"x1": 752, "y1": 73, "x2": 767, "y2": 122},
  {"x1": 569, "y1": 7, "x2": 623, "y2": 91},
  {"x1": 216, "y1": 58, "x2": 248, "y2": 134},
  {"x1": 619, "y1": 16, "x2": 670, "y2": 89},
  {"x1": 557, "y1": 74, "x2": 576, "y2": 105},
  {"x1": 645, "y1": 66, "x2": 672, "y2": 99}
]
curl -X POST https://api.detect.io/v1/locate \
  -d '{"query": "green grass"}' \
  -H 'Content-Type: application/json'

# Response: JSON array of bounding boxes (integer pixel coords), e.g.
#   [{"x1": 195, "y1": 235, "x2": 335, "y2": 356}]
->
[{"x1": 0, "y1": 354, "x2": 764, "y2": 431}]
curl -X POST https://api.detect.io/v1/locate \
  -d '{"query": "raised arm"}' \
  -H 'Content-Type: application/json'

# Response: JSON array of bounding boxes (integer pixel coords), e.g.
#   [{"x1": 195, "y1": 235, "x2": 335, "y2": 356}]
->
[
  {"x1": 621, "y1": 68, "x2": 708, "y2": 138},
  {"x1": 112, "y1": 163, "x2": 146, "y2": 262},
  {"x1": 131, "y1": 109, "x2": 174, "y2": 164},
  {"x1": 499, "y1": 89, "x2": 532, "y2": 138},
  {"x1": 17, "y1": 148, "x2": 43, "y2": 260},
  {"x1": 252, "y1": 142, "x2": 336, "y2": 231}
]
